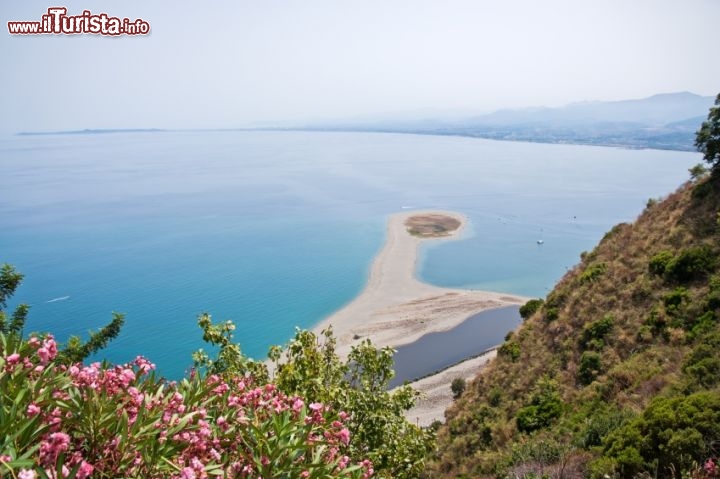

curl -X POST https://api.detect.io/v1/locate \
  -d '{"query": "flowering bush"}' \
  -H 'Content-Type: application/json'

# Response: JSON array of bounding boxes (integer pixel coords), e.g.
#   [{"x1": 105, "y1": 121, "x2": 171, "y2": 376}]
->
[{"x1": 0, "y1": 332, "x2": 373, "y2": 478}]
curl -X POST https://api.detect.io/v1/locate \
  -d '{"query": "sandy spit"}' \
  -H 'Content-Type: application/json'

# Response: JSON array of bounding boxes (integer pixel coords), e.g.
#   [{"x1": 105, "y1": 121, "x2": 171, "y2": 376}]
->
[{"x1": 312, "y1": 210, "x2": 527, "y2": 424}]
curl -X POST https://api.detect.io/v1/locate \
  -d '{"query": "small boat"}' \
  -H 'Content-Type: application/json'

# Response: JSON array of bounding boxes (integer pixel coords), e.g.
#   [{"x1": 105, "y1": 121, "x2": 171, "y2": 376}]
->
[{"x1": 536, "y1": 239, "x2": 544, "y2": 245}]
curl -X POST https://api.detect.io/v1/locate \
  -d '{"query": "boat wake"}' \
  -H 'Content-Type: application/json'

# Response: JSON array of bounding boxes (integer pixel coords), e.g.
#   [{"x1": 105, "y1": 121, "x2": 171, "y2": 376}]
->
[{"x1": 46, "y1": 295, "x2": 70, "y2": 303}]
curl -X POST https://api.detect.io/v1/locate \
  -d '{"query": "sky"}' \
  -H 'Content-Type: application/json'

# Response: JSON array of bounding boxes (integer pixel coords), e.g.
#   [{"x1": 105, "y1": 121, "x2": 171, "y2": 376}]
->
[{"x1": 1, "y1": 0, "x2": 718, "y2": 131}]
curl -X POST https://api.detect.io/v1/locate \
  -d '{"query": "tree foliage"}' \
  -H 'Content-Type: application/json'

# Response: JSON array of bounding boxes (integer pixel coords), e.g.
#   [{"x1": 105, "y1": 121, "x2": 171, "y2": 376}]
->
[
  {"x1": 196, "y1": 316, "x2": 435, "y2": 479},
  {"x1": 60, "y1": 312, "x2": 125, "y2": 364},
  {"x1": 0, "y1": 263, "x2": 126, "y2": 364},
  {"x1": 450, "y1": 378, "x2": 466, "y2": 399},
  {"x1": 696, "y1": 93, "x2": 720, "y2": 171},
  {"x1": 0, "y1": 264, "x2": 28, "y2": 336}
]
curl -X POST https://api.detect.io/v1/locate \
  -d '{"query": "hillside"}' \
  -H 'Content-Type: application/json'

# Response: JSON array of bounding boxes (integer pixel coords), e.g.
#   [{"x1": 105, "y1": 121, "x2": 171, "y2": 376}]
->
[{"x1": 426, "y1": 174, "x2": 720, "y2": 478}]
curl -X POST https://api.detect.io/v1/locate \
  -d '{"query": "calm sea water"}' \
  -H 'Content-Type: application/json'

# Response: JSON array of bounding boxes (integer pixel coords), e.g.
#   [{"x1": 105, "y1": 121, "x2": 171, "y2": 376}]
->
[{"x1": 0, "y1": 130, "x2": 699, "y2": 377}]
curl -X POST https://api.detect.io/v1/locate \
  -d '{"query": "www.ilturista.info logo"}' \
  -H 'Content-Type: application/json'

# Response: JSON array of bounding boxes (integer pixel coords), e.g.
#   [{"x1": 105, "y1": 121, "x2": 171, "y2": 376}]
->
[{"x1": 8, "y1": 7, "x2": 150, "y2": 36}]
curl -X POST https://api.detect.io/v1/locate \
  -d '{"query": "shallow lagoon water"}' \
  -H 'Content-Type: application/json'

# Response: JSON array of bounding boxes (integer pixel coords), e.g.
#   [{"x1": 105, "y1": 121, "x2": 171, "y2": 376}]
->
[
  {"x1": 0, "y1": 130, "x2": 699, "y2": 377},
  {"x1": 389, "y1": 305, "x2": 522, "y2": 387}
]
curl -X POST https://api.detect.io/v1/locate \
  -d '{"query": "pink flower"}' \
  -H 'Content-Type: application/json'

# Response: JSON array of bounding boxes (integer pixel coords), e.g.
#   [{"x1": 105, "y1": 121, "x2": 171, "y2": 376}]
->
[
  {"x1": 5, "y1": 353, "x2": 21, "y2": 366},
  {"x1": 120, "y1": 368, "x2": 136, "y2": 386},
  {"x1": 360, "y1": 458, "x2": 374, "y2": 478},
  {"x1": 77, "y1": 461, "x2": 94, "y2": 479},
  {"x1": 37, "y1": 336, "x2": 58, "y2": 365},
  {"x1": 337, "y1": 428, "x2": 351, "y2": 446},
  {"x1": 37, "y1": 348, "x2": 50, "y2": 364},
  {"x1": 44, "y1": 465, "x2": 69, "y2": 479},
  {"x1": 39, "y1": 432, "x2": 70, "y2": 465},
  {"x1": 212, "y1": 382, "x2": 229, "y2": 395},
  {"x1": 28, "y1": 337, "x2": 40, "y2": 348},
  {"x1": 27, "y1": 403, "x2": 41, "y2": 417},
  {"x1": 190, "y1": 456, "x2": 204, "y2": 470},
  {"x1": 179, "y1": 467, "x2": 196, "y2": 479},
  {"x1": 209, "y1": 448, "x2": 221, "y2": 461},
  {"x1": 705, "y1": 458, "x2": 717, "y2": 476},
  {"x1": 18, "y1": 469, "x2": 36, "y2": 479},
  {"x1": 309, "y1": 402, "x2": 323, "y2": 411}
]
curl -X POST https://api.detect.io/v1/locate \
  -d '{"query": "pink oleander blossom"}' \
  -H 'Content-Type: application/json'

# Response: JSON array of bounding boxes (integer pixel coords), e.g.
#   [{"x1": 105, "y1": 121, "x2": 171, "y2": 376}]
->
[
  {"x1": 179, "y1": 467, "x2": 196, "y2": 479},
  {"x1": 337, "y1": 427, "x2": 351, "y2": 446},
  {"x1": 27, "y1": 403, "x2": 41, "y2": 417},
  {"x1": 39, "y1": 432, "x2": 70, "y2": 466},
  {"x1": 77, "y1": 460, "x2": 94, "y2": 479},
  {"x1": 705, "y1": 458, "x2": 717, "y2": 476},
  {"x1": 5, "y1": 352, "x2": 21, "y2": 366},
  {"x1": 18, "y1": 469, "x2": 36, "y2": 479},
  {"x1": 37, "y1": 336, "x2": 57, "y2": 365}
]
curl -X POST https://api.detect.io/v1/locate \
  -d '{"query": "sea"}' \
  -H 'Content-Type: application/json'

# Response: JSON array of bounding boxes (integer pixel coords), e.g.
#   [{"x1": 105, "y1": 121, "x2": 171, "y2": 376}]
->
[{"x1": 0, "y1": 130, "x2": 700, "y2": 378}]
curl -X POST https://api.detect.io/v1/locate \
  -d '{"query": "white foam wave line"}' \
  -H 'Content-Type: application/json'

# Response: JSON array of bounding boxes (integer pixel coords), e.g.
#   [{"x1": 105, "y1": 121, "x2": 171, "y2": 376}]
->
[{"x1": 46, "y1": 295, "x2": 70, "y2": 303}]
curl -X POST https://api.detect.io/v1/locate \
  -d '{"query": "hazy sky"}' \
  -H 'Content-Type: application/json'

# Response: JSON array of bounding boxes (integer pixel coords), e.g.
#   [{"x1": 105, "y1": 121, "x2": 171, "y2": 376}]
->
[{"x1": 1, "y1": 0, "x2": 718, "y2": 131}]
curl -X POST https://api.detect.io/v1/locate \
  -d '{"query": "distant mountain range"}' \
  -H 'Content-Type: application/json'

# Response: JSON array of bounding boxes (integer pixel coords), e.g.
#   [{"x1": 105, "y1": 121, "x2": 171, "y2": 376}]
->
[{"x1": 293, "y1": 92, "x2": 716, "y2": 151}]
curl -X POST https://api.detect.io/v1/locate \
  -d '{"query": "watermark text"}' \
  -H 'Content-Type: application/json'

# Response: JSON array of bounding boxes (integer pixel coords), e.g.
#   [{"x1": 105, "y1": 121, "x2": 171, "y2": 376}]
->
[{"x1": 8, "y1": 7, "x2": 150, "y2": 36}]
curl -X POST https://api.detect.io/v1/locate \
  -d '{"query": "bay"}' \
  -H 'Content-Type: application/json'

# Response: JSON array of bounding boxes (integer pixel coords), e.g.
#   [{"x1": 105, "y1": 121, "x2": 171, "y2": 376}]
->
[{"x1": 0, "y1": 130, "x2": 699, "y2": 378}]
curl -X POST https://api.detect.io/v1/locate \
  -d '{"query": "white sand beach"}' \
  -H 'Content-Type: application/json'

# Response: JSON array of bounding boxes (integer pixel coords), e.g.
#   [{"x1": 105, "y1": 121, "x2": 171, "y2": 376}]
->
[
  {"x1": 405, "y1": 349, "x2": 497, "y2": 427},
  {"x1": 313, "y1": 210, "x2": 527, "y2": 424}
]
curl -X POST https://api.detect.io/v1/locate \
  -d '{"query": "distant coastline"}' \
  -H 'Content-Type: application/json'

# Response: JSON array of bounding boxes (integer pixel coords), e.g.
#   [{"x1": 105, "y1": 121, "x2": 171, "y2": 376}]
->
[
  {"x1": 248, "y1": 126, "x2": 698, "y2": 152},
  {"x1": 17, "y1": 128, "x2": 165, "y2": 136},
  {"x1": 14, "y1": 123, "x2": 696, "y2": 152}
]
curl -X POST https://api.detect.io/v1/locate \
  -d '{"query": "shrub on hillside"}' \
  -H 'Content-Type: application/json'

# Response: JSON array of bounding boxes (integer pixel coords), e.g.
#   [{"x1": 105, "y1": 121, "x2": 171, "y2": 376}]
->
[
  {"x1": 580, "y1": 263, "x2": 608, "y2": 284},
  {"x1": 581, "y1": 315, "x2": 614, "y2": 350},
  {"x1": 682, "y1": 332, "x2": 720, "y2": 389},
  {"x1": 664, "y1": 246, "x2": 717, "y2": 283},
  {"x1": 544, "y1": 307, "x2": 559, "y2": 322},
  {"x1": 578, "y1": 351, "x2": 603, "y2": 386},
  {"x1": 519, "y1": 299, "x2": 544, "y2": 320},
  {"x1": 649, "y1": 250, "x2": 674, "y2": 276},
  {"x1": 604, "y1": 392, "x2": 720, "y2": 478},
  {"x1": 516, "y1": 379, "x2": 563, "y2": 433},
  {"x1": 498, "y1": 341, "x2": 521, "y2": 362}
]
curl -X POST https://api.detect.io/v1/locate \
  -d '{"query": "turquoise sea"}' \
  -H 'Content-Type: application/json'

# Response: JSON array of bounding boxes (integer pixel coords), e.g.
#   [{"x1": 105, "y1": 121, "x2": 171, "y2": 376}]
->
[{"x1": 0, "y1": 130, "x2": 699, "y2": 378}]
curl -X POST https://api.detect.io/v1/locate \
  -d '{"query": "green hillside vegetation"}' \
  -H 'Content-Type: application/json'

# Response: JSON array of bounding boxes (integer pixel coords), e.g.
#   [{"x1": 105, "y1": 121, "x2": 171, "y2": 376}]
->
[
  {"x1": 426, "y1": 96, "x2": 720, "y2": 478},
  {"x1": 426, "y1": 173, "x2": 720, "y2": 477}
]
